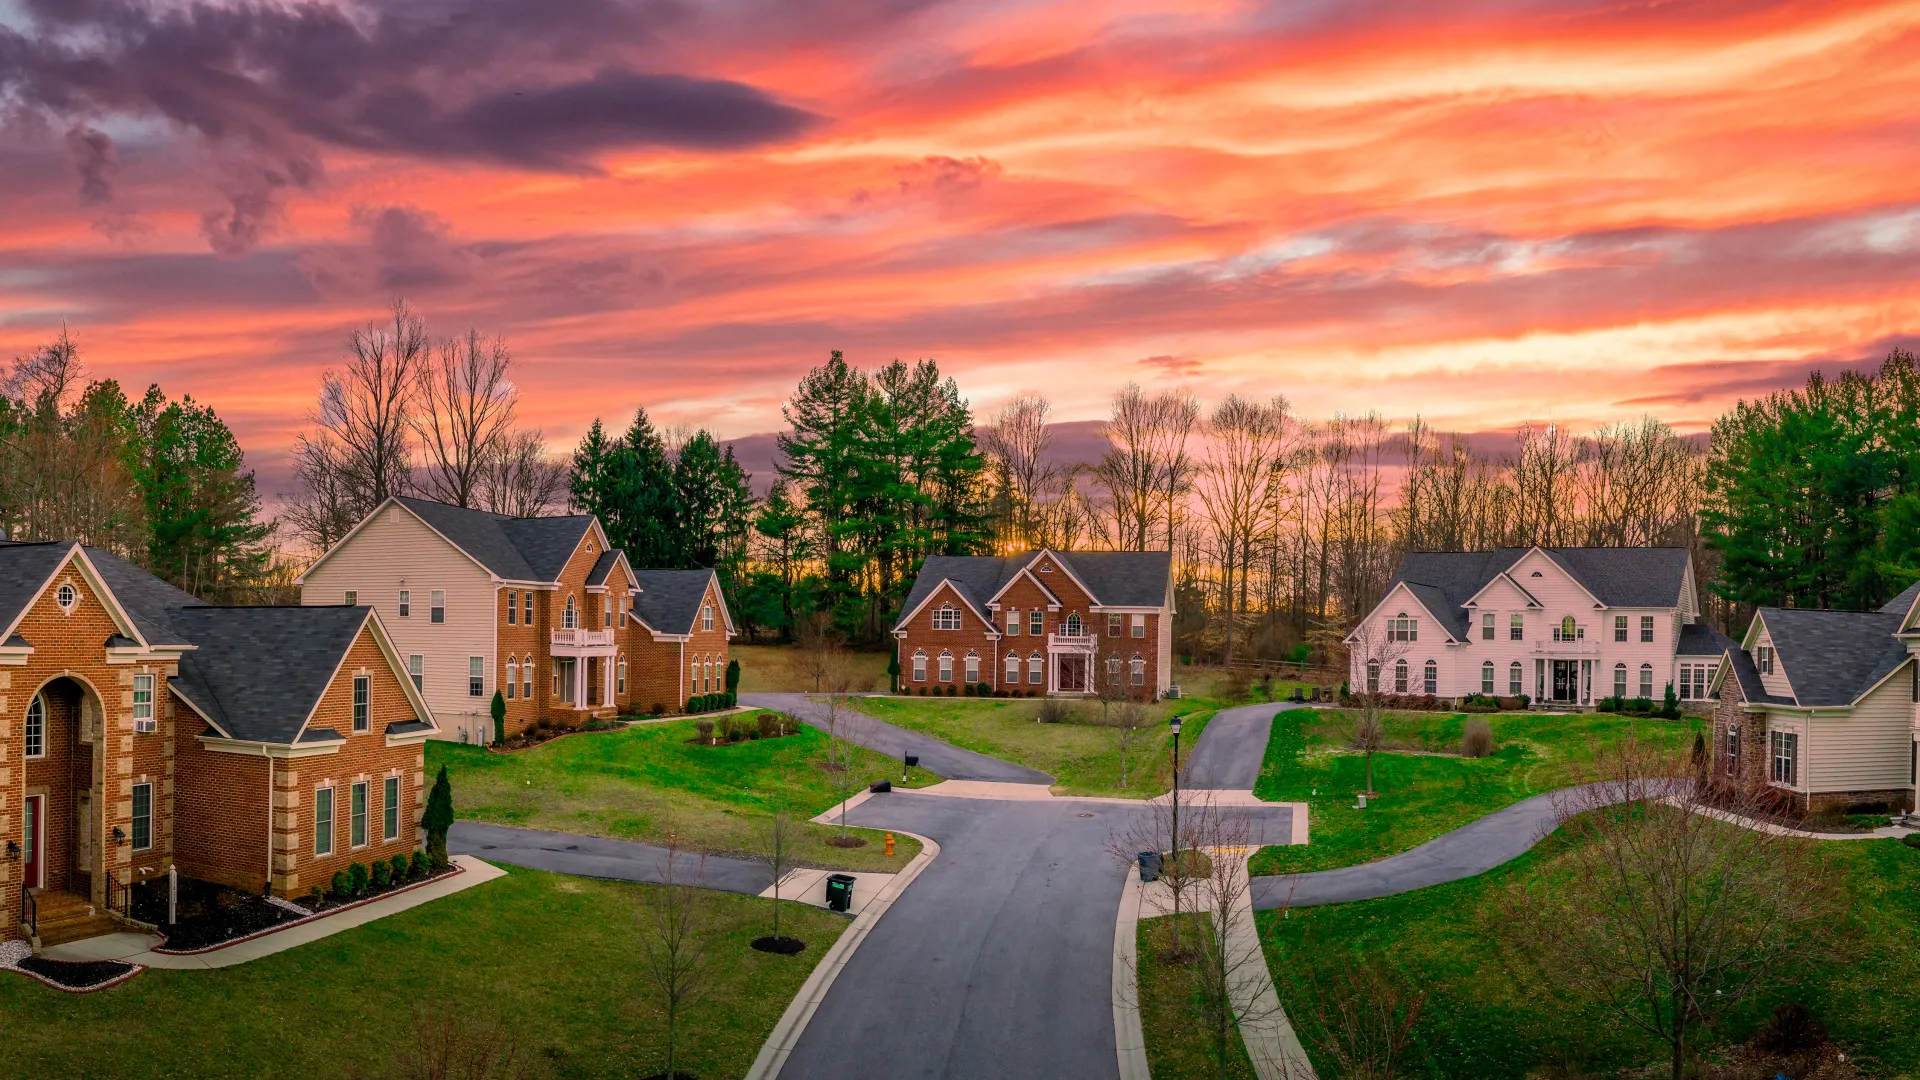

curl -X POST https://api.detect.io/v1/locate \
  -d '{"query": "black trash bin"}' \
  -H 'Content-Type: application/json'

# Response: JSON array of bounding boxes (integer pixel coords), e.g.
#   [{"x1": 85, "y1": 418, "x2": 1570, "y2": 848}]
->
[
  {"x1": 1291, "y1": 686, "x2": 1305, "y2": 703},
  {"x1": 825, "y1": 873, "x2": 856, "y2": 912},
  {"x1": 1137, "y1": 851, "x2": 1161, "y2": 883},
  {"x1": 869, "y1": 779, "x2": 892, "y2": 794}
]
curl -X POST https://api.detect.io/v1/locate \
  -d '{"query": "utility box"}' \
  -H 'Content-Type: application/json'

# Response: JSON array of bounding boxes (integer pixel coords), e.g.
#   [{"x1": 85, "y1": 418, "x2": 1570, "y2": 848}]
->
[{"x1": 825, "y1": 873, "x2": 856, "y2": 912}]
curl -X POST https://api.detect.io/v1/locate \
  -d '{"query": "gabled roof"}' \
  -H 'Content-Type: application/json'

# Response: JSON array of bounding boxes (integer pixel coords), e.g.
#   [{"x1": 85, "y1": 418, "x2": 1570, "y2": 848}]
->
[
  {"x1": 1378, "y1": 547, "x2": 1695, "y2": 642},
  {"x1": 1676, "y1": 621, "x2": 1736, "y2": 657},
  {"x1": 1722, "y1": 646, "x2": 1793, "y2": 706},
  {"x1": 1396, "y1": 580, "x2": 1467, "y2": 642},
  {"x1": 0, "y1": 541, "x2": 85, "y2": 636},
  {"x1": 312, "y1": 497, "x2": 598, "y2": 584},
  {"x1": 893, "y1": 550, "x2": 1173, "y2": 631},
  {"x1": 1880, "y1": 579, "x2": 1920, "y2": 615},
  {"x1": 166, "y1": 606, "x2": 396, "y2": 744},
  {"x1": 83, "y1": 547, "x2": 204, "y2": 646},
  {"x1": 585, "y1": 549, "x2": 633, "y2": 588},
  {"x1": 1750, "y1": 607, "x2": 1910, "y2": 708},
  {"x1": 631, "y1": 569, "x2": 728, "y2": 636}
]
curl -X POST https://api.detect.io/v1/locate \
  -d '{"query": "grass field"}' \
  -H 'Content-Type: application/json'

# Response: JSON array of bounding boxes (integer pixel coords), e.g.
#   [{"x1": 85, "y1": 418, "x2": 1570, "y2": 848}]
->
[
  {"x1": 733, "y1": 643, "x2": 894, "y2": 693},
  {"x1": 1248, "y1": 707, "x2": 1704, "y2": 875},
  {"x1": 854, "y1": 695, "x2": 1220, "y2": 797},
  {"x1": 1259, "y1": 829, "x2": 1920, "y2": 1079},
  {"x1": 0, "y1": 866, "x2": 845, "y2": 1080},
  {"x1": 430, "y1": 712, "x2": 938, "y2": 872},
  {"x1": 1137, "y1": 914, "x2": 1257, "y2": 1080}
]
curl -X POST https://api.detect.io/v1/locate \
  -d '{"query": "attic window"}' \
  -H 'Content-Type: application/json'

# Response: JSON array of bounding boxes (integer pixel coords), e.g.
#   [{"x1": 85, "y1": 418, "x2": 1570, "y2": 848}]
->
[
  {"x1": 587, "y1": 541, "x2": 595, "y2": 554},
  {"x1": 56, "y1": 583, "x2": 76, "y2": 611},
  {"x1": 1530, "y1": 571, "x2": 1543, "y2": 578},
  {"x1": 1038, "y1": 563, "x2": 1053, "y2": 573}
]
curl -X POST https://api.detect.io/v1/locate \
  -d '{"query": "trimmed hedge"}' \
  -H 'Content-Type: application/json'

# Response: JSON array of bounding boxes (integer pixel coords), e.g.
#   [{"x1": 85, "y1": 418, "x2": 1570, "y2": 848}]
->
[{"x1": 686, "y1": 691, "x2": 737, "y2": 713}]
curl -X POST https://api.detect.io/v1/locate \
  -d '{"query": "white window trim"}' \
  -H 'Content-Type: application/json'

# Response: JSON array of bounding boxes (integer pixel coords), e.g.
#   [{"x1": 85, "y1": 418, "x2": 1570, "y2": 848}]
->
[
  {"x1": 469, "y1": 655, "x2": 485, "y2": 697},
  {"x1": 130, "y1": 781, "x2": 153, "y2": 851},
  {"x1": 24, "y1": 694, "x2": 45, "y2": 759},
  {"x1": 383, "y1": 775, "x2": 401, "y2": 842},
  {"x1": 133, "y1": 673, "x2": 155, "y2": 733},
  {"x1": 430, "y1": 589, "x2": 446, "y2": 624},
  {"x1": 314, "y1": 784, "x2": 335, "y2": 856},
  {"x1": 350, "y1": 780, "x2": 370, "y2": 849},
  {"x1": 398, "y1": 590, "x2": 411, "y2": 618},
  {"x1": 352, "y1": 674, "x2": 371, "y2": 732}
]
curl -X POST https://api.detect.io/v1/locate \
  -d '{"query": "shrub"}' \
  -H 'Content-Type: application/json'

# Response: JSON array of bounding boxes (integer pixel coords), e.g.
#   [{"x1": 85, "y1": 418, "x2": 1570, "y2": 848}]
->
[
  {"x1": 1460, "y1": 716, "x2": 1493, "y2": 758},
  {"x1": 349, "y1": 862, "x2": 371, "y2": 895},
  {"x1": 309, "y1": 884, "x2": 325, "y2": 905},
  {"x1": 725, "y1": 658, "x2": 741, "y2": 694},
  {"x1": 716, "y1": 714, "x2": 735, "y2": 741},
  {"x1": 695, "y1": 719, "x2": 715, "y2": 744},
  {"x1": 1036, "y1": 698, "x2": 1074, "y2": 724},
  {"x1": 331, "y1": 870, "x2": 352, "y2": 898},
  {"x1": 1755, "y1": 1002, "x2": 1828, "y2": 1055},
  {"x1": 728, "y1": 722, "x2": 746, "y2": 743},
  {"x1": 410, "y1": 850, "x2": 431, "y2": 879},
  {"x1": 757, "y1": 712, "x2": 778, "y2": 739},
  {"x1": 1902, "y1": 832, "x2": 1920, "y2": 850},
  {"x1": 424, "y1": 765, "x2": 454, "y2": 870},
  {"x1": 1660, "y1": 682, "x2": 1682, "y2": 720},
  {"x1": 650, "y1": 702, "x2": 666, "y2": 716},
  {"x1": 372, "y1": 860, "x2": 393, "y2": 889},
  {"x1": 390, "y1": 854, "x2": 411, "y2": 883},
  {"x1": 489, "y1": 689, "x2": 506, "y2": 745},
  {"x1": 946, "y1": 683, "x2": 957, "y2": 696}
]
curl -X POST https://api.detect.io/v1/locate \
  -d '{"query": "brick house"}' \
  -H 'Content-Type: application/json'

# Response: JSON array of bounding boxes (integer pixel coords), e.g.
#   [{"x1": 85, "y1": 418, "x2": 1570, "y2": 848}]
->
[
  {"x1": 297, "y1": 497, "x2": 733, "y2": 741},
  {"x1": 892, "y1": 550, "x2": 1174, "y2": 698},
  {"x1": 1708, "y1": 583, "x2": 1920, "y2": 814},
  {"x1": 1349, "y1": 546, "x2": 1735, "y2": 707},
  {"x1": 0, "y1": 539, "x2": 435, "y2": 946}
]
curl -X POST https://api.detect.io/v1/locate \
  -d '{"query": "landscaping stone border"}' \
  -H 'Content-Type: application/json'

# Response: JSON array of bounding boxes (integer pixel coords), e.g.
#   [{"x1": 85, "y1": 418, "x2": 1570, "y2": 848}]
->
[
  {"x1": 0, "y1": 940, "x2": 144, "y2": 994},
  {"x1": 150, "y1": 864, "x2": 466, "y2": 955}
]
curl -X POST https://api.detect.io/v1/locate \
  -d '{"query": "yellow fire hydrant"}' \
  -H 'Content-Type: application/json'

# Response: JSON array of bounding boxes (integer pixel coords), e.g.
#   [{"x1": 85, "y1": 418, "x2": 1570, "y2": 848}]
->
[{"x1": 884, "y1": 832, "x2": 896, "y2": 857}]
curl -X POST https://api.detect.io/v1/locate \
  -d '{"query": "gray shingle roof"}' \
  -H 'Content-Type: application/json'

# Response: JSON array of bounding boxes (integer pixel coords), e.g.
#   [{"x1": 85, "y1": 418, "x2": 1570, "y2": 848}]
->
[
  {"x1": 0, "y1": 542, "x2": 83, "y2": 636},
  {"x1": 585, "y1": 550, "x2": 622, "y2": 587},
  {"x1": 1386, "y1": 547, "x2": 1695, "y2": 637},
  {"x1": 1880, "y1": 579, "x2": 1920, "y2": 617},
  {"x1": 893, "y1": 550, "x2": 1172, "y2": 631},
  {"x1": 631, "y1": 569, "x2": 719, "y2": 635},
  {"x1": 1676, "y1": 622, "x2": 1736, "y2": 657},
  {"x1": 392, "y1": 497, "x2": 594, "y2": 582},
  {"x1": 1726, "y1": 645, "x2": 1792, "y2": 706},
  {"x1": 1756, "y1": 607, "x2": 1910, "y2": 707},
  {"x1": 84, "y1": 547, "x2": 204, "y2": 645},
  {"x1": 167, "y1": 606, "x2": 382, "y2": 743}
]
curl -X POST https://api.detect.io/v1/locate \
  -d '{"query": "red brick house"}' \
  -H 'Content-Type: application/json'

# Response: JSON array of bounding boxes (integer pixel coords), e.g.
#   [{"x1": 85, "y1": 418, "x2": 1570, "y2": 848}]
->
[
  {"x1": 1, "y1": 540, "x2": 436, "y2": 947},
  {"x1": 892, "y1": 550, "x2": 1174, "y2": 698},
  {"x1": 298, "y1": 497, "x2": 734, "y2": 740}
]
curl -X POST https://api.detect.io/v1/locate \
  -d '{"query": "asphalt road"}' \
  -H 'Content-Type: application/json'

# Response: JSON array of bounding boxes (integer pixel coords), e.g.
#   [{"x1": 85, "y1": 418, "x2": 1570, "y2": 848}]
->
[
  {"x1": 777, "y1": 790, "x2": 1295, "y2": 1080},
  {"x1": 448, "y1": 820, "x2": 772, "y2": 895},
  {"x1": 744, "y1": 692, "x2": 1056, "y2": 785}
]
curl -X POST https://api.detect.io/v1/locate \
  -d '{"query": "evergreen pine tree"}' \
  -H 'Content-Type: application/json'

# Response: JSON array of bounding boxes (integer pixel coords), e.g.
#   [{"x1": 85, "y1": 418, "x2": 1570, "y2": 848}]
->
[
  {"x1": 490, "y1": 689, "x2": 507, "y2": 745},
  {"x1": 423, "y1": 765, "x2": 455, "y2": 869}
]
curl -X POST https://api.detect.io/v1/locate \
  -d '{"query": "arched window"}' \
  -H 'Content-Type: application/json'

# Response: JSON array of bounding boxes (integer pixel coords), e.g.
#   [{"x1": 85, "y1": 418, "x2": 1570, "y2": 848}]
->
[
  {"x1": 704, "y1": 661, "x2": 714, "y2": 692},
  {"x1": 964, "y1": 651, "x2": 980, "y2": 684},
  {"x1": 689, "y1": 659, "x2": 699, "y2": 690},
  {"x1": 938, "y1": 650, "x2": 954, "y2": 683},
  {"x1": 506, "y1": 660, "x2": 518, "y2": 700},
  {"x1": 1613, "y1": 663, "x2": 1627, "y2": 700},
  {"x1": 1423, "y1": 659, "x2": 1437, "y2": 695},
  {"x1": 617, "y1": 655, "x2": 627, "y2": 695},
  {"x1": 912, "y1": 650, "x2": 928, "y2": 682},
  {"x1": 564, "y1": 595, "x2": 578, "y2": 629},
  {"x1": 1065, "y1": 613, "x2": 1082, "y2": 637},
  {"x1": 933, "y1": 604, "x2": 961, "y2": 630},
  {"x1": 1366, "y1": 661, "x2": 1380, "y2": 693},
  {"x1": 1508, "y1": 661, "x2": 1522, "y2": 696},
  {"x1": 24, "y1": 694, "x2": 45, "y2": 759},
  {"x1": 1638, "y1": 663, "x2": 1654, "y2": 699},
  {"x1": 1005, "y1": 652, "x2": 1020, "y2": 682},
  {"x1": 1107, "y1": 654, "x2": 1121, "y2": 683},
  {"x1": 1130, "y1": 654, "x2": 1145, "y2": 686},
  {"x1": 1481, "y1": 661, "x2": 1494, "y2": 695},
  {"x1": 1394, "y1": 659, "x2": 1409, "y2": 693},
  {"x1": 1028, "y1": 653, "x2": 1044, "y2": 684},
  {"x1": 521, "y1": 657, "x2": 533, "y2": 700},
  {"x1": 1389, "y1": 612, "x2": 1418, "y2": 641},
  {"x1": 1559, "y1": 615, "x2": 1576, "y2": 642}
]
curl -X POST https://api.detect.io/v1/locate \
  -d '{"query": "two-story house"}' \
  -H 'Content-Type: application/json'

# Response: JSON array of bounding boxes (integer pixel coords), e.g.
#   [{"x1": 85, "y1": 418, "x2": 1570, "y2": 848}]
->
[
  {"x1": 296, "y1": 497, "x2": 734, "y2": 741},
  {"x1": 1, "y1": 539, "x2": 435, "y2": 948},
  {"x1": 1349, "y1": 547, "x2": 1735, "y2": 707},
  {"x1": 1708, "y1": 582, "x2": 1920, "y2": 814},
  {"x1": 892, "y1": 549, "x2": 1175, "y2": 698}
]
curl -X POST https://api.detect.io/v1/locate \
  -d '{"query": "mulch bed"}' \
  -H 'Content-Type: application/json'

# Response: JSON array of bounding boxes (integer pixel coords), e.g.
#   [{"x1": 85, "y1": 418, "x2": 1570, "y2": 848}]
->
[
  {"x1": 145, "y1": 866, "x2": 462, "y2": 955},
  {"x1": 751, "y1": 935, "x2": 807, "y2": 954},
  {"x1": 491, "y1": 719, "x2": 631, "y2": 752},
  {"x1": 825, "y1": 835, "x2": 868, "y2": 848},
  {"x1": 17, "y1": 955, "x2": 140, "y2": 991}
]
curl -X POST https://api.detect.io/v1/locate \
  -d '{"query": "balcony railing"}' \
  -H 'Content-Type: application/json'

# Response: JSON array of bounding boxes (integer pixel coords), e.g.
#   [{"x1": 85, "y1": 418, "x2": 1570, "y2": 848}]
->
[
  {"x1": 1048, "y1": 631, "x2": 1097, "y2": 650},
  {"x1": 552, "y1": 628, "x2": 614, "y2": 647}
]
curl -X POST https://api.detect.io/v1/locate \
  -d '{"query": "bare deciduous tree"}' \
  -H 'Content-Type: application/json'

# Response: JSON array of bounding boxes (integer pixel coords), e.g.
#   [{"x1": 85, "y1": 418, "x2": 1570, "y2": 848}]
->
[
  {"x1": 479, "y1": 428, "x2": 567, "y2": 518},
  {"x1": 1343, "y1": 620, "x2": 1409, "y2": 796},
  {"x1": 639, "y1": 840, "x2": 713, "y2": 1080},
  {"x1": 754, "y1": 781, "x2": 800, "y2": 948},
  {"x1": 795, "y1": 611, "x2": 847, "y2": 694},
  {"x1": 383, "y1": 1004, "x2": 543, "y2": 1080},
  {"x1": 1294, "y1": 948, "x2": 1428, "y2": 1080},
  {"x1": 415, "y1": 328, "x2": 517, "y2": 509},
  {"x1": 1197, "y1": 395, "x2": 1294, "y2": 666}
]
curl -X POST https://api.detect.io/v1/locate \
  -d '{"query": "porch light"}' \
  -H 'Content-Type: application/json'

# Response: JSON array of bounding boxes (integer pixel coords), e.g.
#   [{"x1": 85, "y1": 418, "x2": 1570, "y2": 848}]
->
[
  {"x1": 112, "y1": 826, "x2": 128, "y2": 847},
  {"x1": 4, "y1": 840, "x2": 16, "y2": 861}
]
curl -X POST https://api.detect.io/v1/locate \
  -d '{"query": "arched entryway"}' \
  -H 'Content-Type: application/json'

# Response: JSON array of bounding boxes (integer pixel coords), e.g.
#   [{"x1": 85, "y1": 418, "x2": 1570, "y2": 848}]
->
[{"x1": 20, "y1": 675, "x2": 107, "y2": 906}]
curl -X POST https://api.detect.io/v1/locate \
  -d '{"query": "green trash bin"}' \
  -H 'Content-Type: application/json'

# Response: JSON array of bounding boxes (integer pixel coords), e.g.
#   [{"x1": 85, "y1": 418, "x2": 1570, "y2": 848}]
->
[{"x1": 825, "y1": 873, "x2": 855, "y2": 913}]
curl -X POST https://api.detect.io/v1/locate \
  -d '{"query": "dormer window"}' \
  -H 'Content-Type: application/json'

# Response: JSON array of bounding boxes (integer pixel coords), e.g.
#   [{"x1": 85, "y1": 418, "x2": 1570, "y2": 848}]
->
[
  {"x1": 56, "y1": 583, "x2": 76, "y2": 611},
  {"x1": 1038, "y1": 562, "x2": 1053, "y2": 573},
  {"x1": 1757, "y1": 645, "x2": 1774, "y2": 675},
  {"x1": 933, "y1": 604, "x2": 961, "y2": 630},
  {"x1": 1388, "y1": 613, "x2": 1418, "y2": 642}
]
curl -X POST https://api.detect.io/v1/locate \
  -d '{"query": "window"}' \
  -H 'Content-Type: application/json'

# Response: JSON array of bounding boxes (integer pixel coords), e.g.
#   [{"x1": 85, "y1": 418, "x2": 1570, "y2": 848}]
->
[
  {"x1": 617, "y1": 655, "x2": 627, "y2": 695},
  {"x1": 315, "y1": 786, "x2": 335, "y2": 856},
  {"x1": 430, "y1": 589, "x2": 445, "y2": 623},
  {"x1": 1132, "y1": 614, "x2": 1146, "y2": 639},
  {"x1": 1029, "y1": 611, "x2": 1044, "y2": 636},
  {"x1": 1028, "y1": 654, "x2": 1043, "y2": 684},
  {"x1": 1109, "y1": 613, "x2": 1123, "y2": 637},
  {"x1": 1770, "y1": 730, "x2": 1798, "y2": 785},
  {"x1": 564, "y1": 595, "x2": 577, "y2": 629},
  {"x1": 505, "y1": 591, "x2": 515, "y2": 625},
  {"x1": 1509, "y1": 661, "x2": 1523, "y2": 696},
  {"x1": 938, "y1": 651, "x2": 953, "y2": 683},
  {"x1": 131, "y1": 782, "x2": 152, "y2": 851},
  {"x1": 524, "y1": 592, "x2": 534, "y2": 625},
  {"x1": 506, "y1": 660, "x2": 517, "y2": 699},
  {"x1": 704, "y1": 661, "x2": 714, "y2": 692},
  {"x1": 1614, "y1": 615, "x2": 1628, "y2": 642},
  {"x1": 1725, "y1": 724, "x2": 1741, "y2": 776},
  {"x1": 351, "y1": 780, "x2": 368, "y2": 848},
  {"x1": 1108, "y1": 654, "x2": 1121, "y2": 683},
  {"x1": 521, "y1": 658, "x2": 532, "y2": 700},
  {"x1": 353, "y1": 675, "x2": 370, "y2": 732},
  {"x1": 132, "y1": 673, "x2": 154, "y2": 733},
  {"x1": 1638, "y1": 663, "x2": 1653, "y2": 699},
  {"x1": 1065, "y1": 613, "x2": 1082, "y2": 636},
  {"x1": 1366, "y1": 662, "x2": 1380, "y2": 693},
  {"x1": 1613, "y1": 663, "x2": 1627, "y2": 699},
  {"x1": 383, "y1": 776, "x2": 400, "y2": 841},
  {"x1": 604, "y1": 604, "x2": 612, "y2": 628},
  {"x1": 1757, "y1": 646, "x2": 1773, "y2": 675},
  {"x1": 619, "y1": 598, "x2": 628, "y2": 628},
  {"x1": 1423, "y1": 659, "x2": 1437, "y2": 695},
  {"x1": 1130, "y1": 655, "x2": 1145, "y2": 685},
  {"x1": 1394, "y1": 659, "x2": 1409, "y2": 693},
  {"x1": 1005, "y1": 609, "x2": 1021, "y2": 636},
  {"x1": 687, "y1": 660, "x2": 697, "y2": 691},
  {"x1": 1005, "y1": 653, "x2": 1020, "y2": 683},
  {"x1": 469, "y1": 656, "x2": 485, "y2": 697},
  {"x1": 56, "y1": 583, "x2": 76, "y2": 610},
  {"x1": 913, "y1": 651, "x2": 927, "y2": 682},
  {"x1": 399, "y1": 590, "x2": 411, "y2": 618},
  {"x1": 1388, "y1": 613, "x2": 1417, "y2": 641},
  {"x1": 1510, "y1": 612, "x2": 1524, "y2": 640},
  {"x1": 1640, "y1": 615, "x2": 1655, "y2": 643},
  {"x1": 344, "y1": 589, "x2": 357, "y2": 606},
  {"x1": 1693, "y1": 664, "x2": 1709, "y2": 700},
  {"x1": 1482, "y1": 612, "x2": 1494, "y2": 641},
  {"x1": 1557, "y1": 616, "x2": 1577, "y2": 642},
  {"x1": 964, "y1": 652, "x2": 980, "y2": 683},
  {"x1": 933, "y1": 604, "x2": 961, "y2": 630},
  {"x1": 1481, "y1": 661, "x2": 1495, "y2": 694},
  {"x1": 408, "y1": 654, "x2": 423, "y2": 693},
  {"x1": 702, "y1": 604, "x2": 714, "y2": 632}
]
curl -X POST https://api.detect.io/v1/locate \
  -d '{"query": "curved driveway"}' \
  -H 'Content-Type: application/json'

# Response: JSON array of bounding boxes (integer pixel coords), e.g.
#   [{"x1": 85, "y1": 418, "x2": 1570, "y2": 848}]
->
[
  {"x1": 448, "y1": 820, "x2": 772, "y2": 894},
  {"x1": 745, "y1": 692, "x2": 1055, "y2": 785}
]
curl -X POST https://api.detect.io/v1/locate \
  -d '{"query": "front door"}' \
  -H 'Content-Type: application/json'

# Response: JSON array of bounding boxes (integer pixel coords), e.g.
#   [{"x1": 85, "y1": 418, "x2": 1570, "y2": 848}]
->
[
  {"x1": 1057, "y1": 655, "x2": 1087, "y2": 693},
  {"x1": 23, "y1": 794, "x2": 44, "y2": 890},
  {"x1": 558, "y1": 659, "x2": 575, "y2": 704},
  {"x1": 1552, "y1": 661, "x2": 1574, "y2": 703}
]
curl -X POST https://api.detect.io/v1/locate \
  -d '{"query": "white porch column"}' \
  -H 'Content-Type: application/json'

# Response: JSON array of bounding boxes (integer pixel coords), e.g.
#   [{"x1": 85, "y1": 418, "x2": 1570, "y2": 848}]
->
[
  {"x1": 573, "y1": 658, "x2": 586, "y2": 708},
  {"x1": 604, "y1": 655, "x2": 615, "y2": 706}
]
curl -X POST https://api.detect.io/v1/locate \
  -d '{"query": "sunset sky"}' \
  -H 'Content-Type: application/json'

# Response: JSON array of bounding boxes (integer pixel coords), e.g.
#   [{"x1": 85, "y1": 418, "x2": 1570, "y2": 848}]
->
[{"x1": 4, "y1": 0, "x2": 1919, "y2": 493}]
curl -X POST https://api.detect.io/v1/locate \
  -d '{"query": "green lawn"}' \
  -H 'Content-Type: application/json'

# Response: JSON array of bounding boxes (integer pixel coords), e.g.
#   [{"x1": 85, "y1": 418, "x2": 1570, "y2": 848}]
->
[
  {"x1": 1258, "y1": 831, "x2": 1920, "y2": 1079},
  {"x1": 734, "y1": 643, "x2": 894, "y2": 693},
  {"x1": 854, "y1": 696, "x2": 1223, "y2": 797},
  {"x1": 1248, "y1": 708, "x2": 1704, "y2": 875},
  {"x1": 1138, "y1": 914, "x2": 1257, "y2": 1080},
  {"x1": 1, "y1": 866, "x2": 846, "y2": 1079},
  {"x1": 430, "y1": 713, "x2": 939, "y2": 872}
]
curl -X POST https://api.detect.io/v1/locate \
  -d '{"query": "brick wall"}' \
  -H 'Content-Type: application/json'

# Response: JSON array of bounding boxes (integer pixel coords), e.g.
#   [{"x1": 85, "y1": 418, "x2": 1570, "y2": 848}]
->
[
  {"x1": 497, "y1": 584, "x2": 546, "y2": 739},
  {"x1": 172, "y1": 715, "x2": 270, "y2": 891},
  {"x1": 624, "y1": 635, "x2": 683, "y2": 715},
  {"x1": 901, "y1": 580, "x2": 1000, "y2": 693}
]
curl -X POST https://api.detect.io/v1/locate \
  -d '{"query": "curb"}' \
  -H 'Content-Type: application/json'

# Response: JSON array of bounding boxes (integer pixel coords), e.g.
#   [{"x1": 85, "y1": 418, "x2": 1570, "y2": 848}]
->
[
  {"x1": 1112, "y1": 866, "x2": 1151, "y2": 1080},
  {"x1": 744, "y1": 824, "x2": 940, "y2": 1080}
]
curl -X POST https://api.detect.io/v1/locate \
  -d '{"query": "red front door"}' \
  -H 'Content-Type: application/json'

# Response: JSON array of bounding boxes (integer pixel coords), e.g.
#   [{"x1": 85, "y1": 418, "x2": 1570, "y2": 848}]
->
[{"x1": 23, "y1": 794, "x2": 43, "y2": 890}]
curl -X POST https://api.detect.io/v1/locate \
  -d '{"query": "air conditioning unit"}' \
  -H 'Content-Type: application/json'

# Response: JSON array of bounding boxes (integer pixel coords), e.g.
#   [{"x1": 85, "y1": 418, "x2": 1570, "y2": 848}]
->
[{"x1": 1165, "y1": 685, "x2": 1182, "y2": 699}]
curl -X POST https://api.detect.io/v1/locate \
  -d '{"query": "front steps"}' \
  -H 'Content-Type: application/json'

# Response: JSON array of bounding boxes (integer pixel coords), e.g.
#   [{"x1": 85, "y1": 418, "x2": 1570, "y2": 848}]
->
[{"x1": 27, "y1": 890, "x2": 124, "y2": 950}]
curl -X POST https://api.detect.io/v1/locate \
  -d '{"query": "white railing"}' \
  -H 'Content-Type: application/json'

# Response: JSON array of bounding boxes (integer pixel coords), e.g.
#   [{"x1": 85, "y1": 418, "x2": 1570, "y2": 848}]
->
[
  {"x1": 551, "y1": 628, "x2": 614, "y2": 647},
  {"x1": 1048, "y1": 632, "x2": 1096, "y2": 650}
]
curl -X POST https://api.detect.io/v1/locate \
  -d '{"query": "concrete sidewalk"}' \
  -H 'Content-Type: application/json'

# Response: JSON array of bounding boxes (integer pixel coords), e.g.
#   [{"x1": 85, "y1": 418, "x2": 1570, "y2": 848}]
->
[{"x1": 44, "y1": 855, "x2": 505, "y2": 970}]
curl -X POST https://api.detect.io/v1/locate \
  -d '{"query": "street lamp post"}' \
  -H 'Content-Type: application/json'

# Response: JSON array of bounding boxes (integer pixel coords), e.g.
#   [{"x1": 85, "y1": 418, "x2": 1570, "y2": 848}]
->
[{"x1": 1169, "y1": 713, "x2": 1183, "y2": 918}]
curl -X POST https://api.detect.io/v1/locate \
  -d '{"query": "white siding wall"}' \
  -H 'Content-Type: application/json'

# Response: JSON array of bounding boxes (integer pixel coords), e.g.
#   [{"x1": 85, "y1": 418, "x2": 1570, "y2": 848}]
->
[
  {"x1": 1750, "y1": 625, "x2": 1795, "y2": 700},
  {"x1": 1803, "y1": 671, "x2": 1915, "y2": 794},
  {"x1": 301, "y1": 505, "x2": 497, "y2": 740}
]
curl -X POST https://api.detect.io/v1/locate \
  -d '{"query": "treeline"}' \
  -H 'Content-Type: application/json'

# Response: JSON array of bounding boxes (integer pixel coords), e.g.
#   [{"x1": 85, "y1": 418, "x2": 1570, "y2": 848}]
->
[{"x1": 0, "y1": 330, "x2": 275, "y2": 602}]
